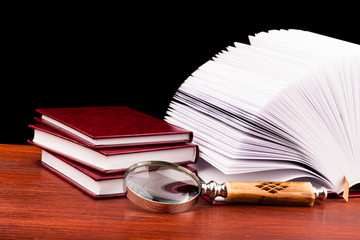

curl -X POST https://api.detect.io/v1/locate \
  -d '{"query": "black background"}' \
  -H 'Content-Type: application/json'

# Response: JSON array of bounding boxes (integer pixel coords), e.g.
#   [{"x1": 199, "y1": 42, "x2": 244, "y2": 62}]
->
[{"x1": 3, "y1": 3, "x2": 360, "y2": 144}]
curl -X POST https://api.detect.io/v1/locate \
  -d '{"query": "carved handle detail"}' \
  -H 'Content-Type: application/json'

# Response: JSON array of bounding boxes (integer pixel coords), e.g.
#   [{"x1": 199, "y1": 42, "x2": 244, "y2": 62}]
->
[{"x1": 254, "y1": 182, "x2": 289, "y2": 194}]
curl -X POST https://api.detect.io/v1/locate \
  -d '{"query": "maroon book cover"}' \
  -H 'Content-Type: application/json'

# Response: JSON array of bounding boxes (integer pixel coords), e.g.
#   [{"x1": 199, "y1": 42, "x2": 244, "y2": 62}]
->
[
  {"x1": 37, "y1": 150, "x2": 199, "y2": 200},
  {"x1": 37, "y1": 150, "x2": 126, "y2": 199},
  {"x1": 38, "y1": 160, "x2": 124, "y2": 199},
  {"x1": 29, "y1": 124, "x2": 198, "y2": 173},
  {"x1": 43, "y1": 151, "x2": 126, "y2": 180},
  {"x1": 35, "y1": 106, "x2": 193, "y2": 148}
]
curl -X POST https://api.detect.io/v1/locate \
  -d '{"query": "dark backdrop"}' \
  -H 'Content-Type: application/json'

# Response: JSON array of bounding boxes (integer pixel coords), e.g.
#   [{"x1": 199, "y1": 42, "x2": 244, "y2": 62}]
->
[{"x1": 3, "y1": 3, "x2": 360, "y2": 144}]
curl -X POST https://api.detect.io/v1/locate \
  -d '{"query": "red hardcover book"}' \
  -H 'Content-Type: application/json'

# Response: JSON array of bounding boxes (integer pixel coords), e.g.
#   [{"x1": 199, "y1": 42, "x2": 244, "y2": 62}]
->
[
  {"x1": 38, "y1": 150, "x2": 198, "y2": 199},
  {"x1": 29, "y1": 124, "x2": 198, "y2": 173},
  {"x1": 38, "y1": 150, "x2": 126, "y2": 199},
  {"x1": 35, "y1": 106, "x2": 193, "y2": 148}
]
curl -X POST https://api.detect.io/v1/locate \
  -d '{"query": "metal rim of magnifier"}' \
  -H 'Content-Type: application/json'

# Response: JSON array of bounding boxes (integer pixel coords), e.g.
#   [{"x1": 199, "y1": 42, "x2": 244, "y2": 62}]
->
[{"x1": 124, "y1": 161, "x2": 202, "y2": 213}]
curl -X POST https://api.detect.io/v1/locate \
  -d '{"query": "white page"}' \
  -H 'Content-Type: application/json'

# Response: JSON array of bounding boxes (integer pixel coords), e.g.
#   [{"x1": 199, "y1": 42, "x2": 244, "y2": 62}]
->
[
  {"x1": 167, "y1": 101, "x2": 311, "y2": 166},
  {"x1": 170, "y1": 91, "x2": 297, "y2": 150},
  {"x1": 191, "y1": 158, "x2": 333, "y2": 189}
]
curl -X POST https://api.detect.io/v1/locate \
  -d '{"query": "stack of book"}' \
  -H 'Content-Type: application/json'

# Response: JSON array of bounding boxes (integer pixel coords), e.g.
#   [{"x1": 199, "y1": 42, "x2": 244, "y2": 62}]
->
[{"x1": 29, "y1": 106, "x2": 198, "y2": 199}]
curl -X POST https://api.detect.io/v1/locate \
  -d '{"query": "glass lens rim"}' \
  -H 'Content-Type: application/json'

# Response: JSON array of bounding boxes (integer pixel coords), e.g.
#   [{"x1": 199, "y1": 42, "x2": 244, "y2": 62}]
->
[{"x1": 124, "y1": 161, "x2": 202, "y2": 212}]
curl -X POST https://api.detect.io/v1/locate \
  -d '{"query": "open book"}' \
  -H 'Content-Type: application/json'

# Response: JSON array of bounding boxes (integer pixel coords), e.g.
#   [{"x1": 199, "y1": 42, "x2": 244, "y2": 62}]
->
[{"x1": 165, "y1": 29, "x2": 360, "y2": 195}]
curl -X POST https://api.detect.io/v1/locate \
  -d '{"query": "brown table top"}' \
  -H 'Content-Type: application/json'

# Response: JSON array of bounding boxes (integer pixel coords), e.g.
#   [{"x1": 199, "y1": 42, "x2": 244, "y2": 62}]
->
[{"x1": 1, "y1": 144, "x2": 359, "y2": 239}]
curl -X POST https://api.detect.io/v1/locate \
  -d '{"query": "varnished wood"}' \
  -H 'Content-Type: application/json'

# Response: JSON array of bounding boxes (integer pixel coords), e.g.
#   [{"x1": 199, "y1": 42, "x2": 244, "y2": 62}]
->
[
  {"x1": 225, "y1": 181, "x2": 315, "y2": 206},
  {"x1": 1, "y1": 144, "x2": 360, "y2": 239}
]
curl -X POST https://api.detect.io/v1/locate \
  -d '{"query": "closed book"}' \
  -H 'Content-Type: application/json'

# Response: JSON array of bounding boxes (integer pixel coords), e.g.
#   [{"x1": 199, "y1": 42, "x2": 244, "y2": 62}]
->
[
  {"x1": 35, "y1": 106, "x2": 193, "y2": 148},
  {"x1": 29, "y1": 124, "x2": 198, "y2": 173},
  {"x1": 38, "y1": 150, "x2": 198, "y2": 199},
  {"x1": 38, "y1": 150, "x2": 126, "y2": 199}
]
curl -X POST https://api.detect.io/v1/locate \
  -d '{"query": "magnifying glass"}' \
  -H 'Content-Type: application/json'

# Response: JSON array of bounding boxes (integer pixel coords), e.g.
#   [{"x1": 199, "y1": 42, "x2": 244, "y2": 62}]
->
[{"x1": 124, "y1": 161, "x2": 327, "y2": 213}]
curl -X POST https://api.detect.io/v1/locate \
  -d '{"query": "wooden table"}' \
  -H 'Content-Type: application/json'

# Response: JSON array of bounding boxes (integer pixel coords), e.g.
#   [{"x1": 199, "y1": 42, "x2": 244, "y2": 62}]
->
[{"x1": 1, "y1": 144, "x2": 359, "y2": 239}]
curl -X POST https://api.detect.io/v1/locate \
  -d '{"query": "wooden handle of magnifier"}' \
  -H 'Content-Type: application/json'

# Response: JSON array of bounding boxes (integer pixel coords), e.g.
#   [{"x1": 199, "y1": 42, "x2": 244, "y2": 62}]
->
[{"x1": 225, "y1": 181, "x2": 319, "y2": 206}]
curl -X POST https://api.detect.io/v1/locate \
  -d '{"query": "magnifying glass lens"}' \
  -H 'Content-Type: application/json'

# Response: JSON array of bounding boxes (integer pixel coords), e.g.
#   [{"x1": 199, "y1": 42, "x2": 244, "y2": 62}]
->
[{"x1": 124, "y1": 163, "x2": 201, "y2": 212}]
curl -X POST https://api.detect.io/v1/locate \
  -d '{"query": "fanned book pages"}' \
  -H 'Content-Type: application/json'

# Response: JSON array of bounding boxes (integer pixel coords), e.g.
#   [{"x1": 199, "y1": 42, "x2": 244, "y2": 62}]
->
[{"x1": 165, "y1": 29, "x2": 360, "y2": 195}]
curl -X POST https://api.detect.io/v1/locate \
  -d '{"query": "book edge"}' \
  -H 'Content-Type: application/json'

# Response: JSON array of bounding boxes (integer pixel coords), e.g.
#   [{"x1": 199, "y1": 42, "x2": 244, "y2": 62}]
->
[{"x1": 36, "y1": 160, "x2": 125, "y2": 199}]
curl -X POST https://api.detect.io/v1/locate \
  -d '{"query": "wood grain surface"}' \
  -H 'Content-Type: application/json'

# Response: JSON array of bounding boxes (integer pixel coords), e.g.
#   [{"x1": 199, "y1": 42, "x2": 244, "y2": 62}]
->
[
  {"x1": 0, "y1": 144, "x2": 359, "y2": 239},
  {"x1": 225, "y1": 181, "x2": 315, "y2": 206}
]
